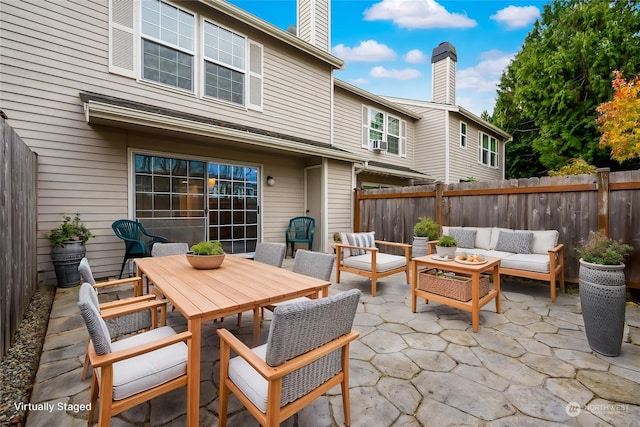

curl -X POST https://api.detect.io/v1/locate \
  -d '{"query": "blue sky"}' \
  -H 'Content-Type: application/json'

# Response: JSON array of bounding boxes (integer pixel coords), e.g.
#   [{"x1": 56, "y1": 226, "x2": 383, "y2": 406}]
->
[{"x1": 228, "y1": 0, "x2": 549, "y2": 116}]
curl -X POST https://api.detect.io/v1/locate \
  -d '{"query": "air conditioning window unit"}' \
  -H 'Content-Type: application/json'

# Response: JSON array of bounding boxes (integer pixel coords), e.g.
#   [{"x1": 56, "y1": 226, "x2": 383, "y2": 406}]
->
[{"x1": 370, "y1": 139, "x2": 387, "y2": 152}]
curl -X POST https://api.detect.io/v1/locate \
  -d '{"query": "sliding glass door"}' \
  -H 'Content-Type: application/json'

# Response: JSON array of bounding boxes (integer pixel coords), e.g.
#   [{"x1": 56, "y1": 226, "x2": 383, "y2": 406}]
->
[{"x1": 134, "y1": 153, "x2": 259, "y2": 253}]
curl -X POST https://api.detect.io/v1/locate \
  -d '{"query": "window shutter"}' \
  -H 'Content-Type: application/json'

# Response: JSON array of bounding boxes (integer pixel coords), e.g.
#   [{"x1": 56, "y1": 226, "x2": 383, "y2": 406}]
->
[
  {"x1": 248, "y1": 41, "x2": 263, "y2": 111},
  {"x1": 362, "y1": 105, "x2": 369, "y2": 148},
  {"x1": 400, "y1": 119, "x2": 407, "y2": 157},
  {"x1": 109, "y1": 0, "x2": 136, "y2": 78}
]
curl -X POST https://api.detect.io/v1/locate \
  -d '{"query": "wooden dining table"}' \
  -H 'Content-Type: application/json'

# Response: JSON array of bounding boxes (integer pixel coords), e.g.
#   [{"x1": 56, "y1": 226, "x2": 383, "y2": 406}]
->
[{"x1": 135, "y1": 254, "x2": 331, "y2": 427}]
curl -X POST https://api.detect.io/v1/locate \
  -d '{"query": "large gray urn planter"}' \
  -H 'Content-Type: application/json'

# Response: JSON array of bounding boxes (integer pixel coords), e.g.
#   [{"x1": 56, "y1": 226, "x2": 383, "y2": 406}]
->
[
  {"x1": 51, "y1": 241, "x2": 86, "y2": 288},
  {"x1": 579, "y1": 258, "x2": 626, "y2": 356}
]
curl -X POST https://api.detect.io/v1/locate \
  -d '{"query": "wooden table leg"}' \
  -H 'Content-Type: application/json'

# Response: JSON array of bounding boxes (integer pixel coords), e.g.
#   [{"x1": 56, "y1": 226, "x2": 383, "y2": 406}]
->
[
  {"x1": 411, "y1": 260, "x2": 417, "y2": 313},
  {"x1": 186, "y1": 318, "x2": 201, "y2": 426},
  {"x1": 471, "y1": 272, "x2": 480, "y2": 332},
  {"x1": 253, "y1": 308, "x2": 261, "y2": 347},
  {"x1": 494, "y1": 265, "x2": 501, "y2": 314}
]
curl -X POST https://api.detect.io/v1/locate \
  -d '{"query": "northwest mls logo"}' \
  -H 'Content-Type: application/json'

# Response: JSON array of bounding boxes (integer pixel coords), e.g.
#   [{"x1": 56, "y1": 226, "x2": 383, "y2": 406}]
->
[{"x1": 566, "y1": 401, "x2": 581, "y2": 417}]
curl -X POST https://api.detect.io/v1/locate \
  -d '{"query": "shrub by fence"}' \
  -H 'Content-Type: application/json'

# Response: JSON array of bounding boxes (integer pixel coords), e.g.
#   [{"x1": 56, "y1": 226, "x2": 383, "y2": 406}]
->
[
  {"x1": 354, "y1": 170, "x2": 640, "y2": 287},
  {"x1": 1, "y1": 116, "x2": 38, "y2": 357}
]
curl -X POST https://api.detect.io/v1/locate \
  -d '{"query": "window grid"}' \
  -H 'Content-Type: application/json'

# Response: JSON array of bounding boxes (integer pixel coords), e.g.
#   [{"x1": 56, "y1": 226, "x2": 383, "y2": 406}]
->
[
  {"x1": 460, "y1": 122, "x2": 467, "y2": 148},
  {"x1": 203, "y1": 21, "x2": 246, "y2": 105},
  {"x1": 479, "y1": 133, "x2": 498, "y2": 168},
  {"x1": 387, "y1": 115, "x2": 400, "y2": 155},
  {"x1": 141, "y1": 0, "x2": 194, "y2": 91}
]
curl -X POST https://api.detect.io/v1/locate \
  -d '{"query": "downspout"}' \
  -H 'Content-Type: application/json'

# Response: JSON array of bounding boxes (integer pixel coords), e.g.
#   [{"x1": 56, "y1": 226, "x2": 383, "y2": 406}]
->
[{"x1": 444, "y1": 111, "x2": 450, "y2": 183}]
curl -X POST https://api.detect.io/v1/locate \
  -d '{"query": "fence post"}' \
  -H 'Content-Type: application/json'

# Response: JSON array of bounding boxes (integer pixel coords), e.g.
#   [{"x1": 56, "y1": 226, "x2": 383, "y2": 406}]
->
[
  {"x1": 596, "y1": 168, "x2": 610, "y2": 236},
  {"x1": 435, "y1": 182, "x2": 444, "y2": 230}
]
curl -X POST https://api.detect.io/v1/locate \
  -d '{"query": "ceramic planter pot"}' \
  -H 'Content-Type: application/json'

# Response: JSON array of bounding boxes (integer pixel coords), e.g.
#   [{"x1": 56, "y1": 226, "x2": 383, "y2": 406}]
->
[
  {"x1": 51, "y1": 241, "x2": 86, "y2": 287},
  {"x1": 186, "y1": 253, "x2": 225, "y2": 269},
  {"x1": 412, "y1": 236, "x2": 428, "y2": 258},
  {"x1": 435, "y1": 245, "x2": 457, "y2": 259},
  {"x1": 578, "y1": 258, "x2": 626, "y2": 356}
]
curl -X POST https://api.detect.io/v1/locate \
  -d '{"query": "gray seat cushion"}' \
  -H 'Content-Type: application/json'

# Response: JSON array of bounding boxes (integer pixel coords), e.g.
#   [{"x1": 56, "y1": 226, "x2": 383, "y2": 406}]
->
[
  {"x1": 343, "y1": 253, "x2": 406, "y2": 272},
  {"x1": 500, "y1": 253, "x2": 551, "y2": 273},
  {"x1": 102, "y1": 326, "x2": 188, "y2": 401}
]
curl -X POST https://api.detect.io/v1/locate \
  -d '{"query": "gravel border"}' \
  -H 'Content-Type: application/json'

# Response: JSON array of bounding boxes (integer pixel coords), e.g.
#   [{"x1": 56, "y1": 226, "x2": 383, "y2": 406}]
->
[{"x1": 0, "y1": 285, "x2": 56, "y2": 426}]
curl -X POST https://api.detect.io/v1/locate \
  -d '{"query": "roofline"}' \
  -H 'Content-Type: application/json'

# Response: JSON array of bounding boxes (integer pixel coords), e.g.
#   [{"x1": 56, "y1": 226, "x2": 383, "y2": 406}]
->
[
  {"x1": 383, "y1": 96, "x2": 511, "y2": 140},
  {"x1": 200, "y1": 0, "x2": 344, "y2": 69},
  {"x1": 334, "y1": 79, "x2": 423, "y2": 120},
  {"x1": 83, "y1": 100, "x2": 366, "y2": 163}
]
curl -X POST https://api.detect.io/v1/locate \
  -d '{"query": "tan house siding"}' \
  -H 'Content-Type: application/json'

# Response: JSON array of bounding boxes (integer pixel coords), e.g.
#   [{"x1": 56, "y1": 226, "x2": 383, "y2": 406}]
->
[
  {"x1": 413, "y1": 108, "x2": 447, "y2": 180},
  {"x1": 333, "y1": 86, "x2": 416, "y2": 168},
  {"x1": 297, "y1": 0, "x2": 330, "y2": 52},
  {"x1": 0, "y1": 0, "x2": 335, "y2": 281},
  {"x1": 326, "y1": 160, "x2": 353, "y2": 245}
]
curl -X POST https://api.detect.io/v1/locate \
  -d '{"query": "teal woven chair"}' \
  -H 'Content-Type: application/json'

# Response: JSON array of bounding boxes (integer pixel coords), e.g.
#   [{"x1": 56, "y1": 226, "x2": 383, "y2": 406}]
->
[
  {"x1": 112, "y1": 220, "x2": 168, "y2": 279},
  {"x1": 285, "y1": 216, "x2": 315, "y2": 257}
]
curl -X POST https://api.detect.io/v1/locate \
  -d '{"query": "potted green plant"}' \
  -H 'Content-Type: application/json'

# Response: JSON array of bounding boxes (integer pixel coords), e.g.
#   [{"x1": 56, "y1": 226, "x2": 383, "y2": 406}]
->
[
  {"x1": 186, "y1": 240, "x2": 225, "y2": 269},
  {"x1": 44, "y1": 213, "x2": 94, "y2": 287},
  {"x1": 412, "y1": 217, "x2": 439, "y2": 258},
  {"x1": 435, "y1": 235, "x2": 457, "y2": 259},
  {"x1": 577, "y1": 230, "x2": 633, "y2": 356}
]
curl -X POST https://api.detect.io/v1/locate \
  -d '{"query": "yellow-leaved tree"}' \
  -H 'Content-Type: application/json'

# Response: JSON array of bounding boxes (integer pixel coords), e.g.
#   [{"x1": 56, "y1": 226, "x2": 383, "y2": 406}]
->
[{"x1": 596, "y1": 71, "x2": 640, "y2": 161}]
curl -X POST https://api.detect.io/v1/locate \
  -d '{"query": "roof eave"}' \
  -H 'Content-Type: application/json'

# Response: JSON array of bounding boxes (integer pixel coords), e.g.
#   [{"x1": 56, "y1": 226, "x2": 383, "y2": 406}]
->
[
  {"x1": 200, "y1": 0, "x2": 344, "y2": 70},
  {"x1": 335, "y1": 79, "x2": 422, "y2": 120}
]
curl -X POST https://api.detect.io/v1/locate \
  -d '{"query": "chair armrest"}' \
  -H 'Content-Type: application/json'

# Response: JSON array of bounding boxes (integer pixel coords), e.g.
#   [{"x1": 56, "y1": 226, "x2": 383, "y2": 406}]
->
[
  {"x1": 93, "y1": 276, "x2": 142, "y2": 290},
  {"x1": 100, "y1": 299, "x2": 166, "y2": 320},
  {"x1": 548, "y1": 243, "x2": 564, "y2": 255},
  {"x1": 427, "y1": 240, "x2": 438, "y2": 255},
  {"x1": 89, "y1": 331, "x2": 191, "y2": 367},
  {"x1": 217, "y1": 328, "x2": 359, "y2": 381},
  {"x1": 374, "y1": 240, "x2": 411, "y2": 249},
  {"x1": 99, "y1": 294, "x2": 155, "y2": 310}
]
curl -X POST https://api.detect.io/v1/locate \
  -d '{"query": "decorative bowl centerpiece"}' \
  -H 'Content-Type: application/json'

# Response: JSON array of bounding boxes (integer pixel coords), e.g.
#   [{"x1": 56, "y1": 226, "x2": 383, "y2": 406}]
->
[{"x1": 186, "y1": 241, "x2": 225, "y2": 269}]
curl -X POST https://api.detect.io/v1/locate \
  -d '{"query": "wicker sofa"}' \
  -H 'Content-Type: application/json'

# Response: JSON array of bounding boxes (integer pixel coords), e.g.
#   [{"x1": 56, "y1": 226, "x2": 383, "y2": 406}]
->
[{"x1": 428, "y1": 226, "x2": 564, "y2": 302}]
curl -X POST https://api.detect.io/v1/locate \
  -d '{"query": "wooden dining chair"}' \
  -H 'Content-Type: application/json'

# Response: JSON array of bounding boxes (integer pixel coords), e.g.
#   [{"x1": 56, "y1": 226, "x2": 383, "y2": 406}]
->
[
  {"x1": 77, "y1": 283, "x2": 191, "y2": 426},
  {"x1": 217, "y1": 289, "x2": 361, "y2": 427},
  {"x1": 262, "y1": 249, "x2": 335, "y2": 317},
  {"x1": 78, "y1": 257, "x2": 165, "y2": 380}
]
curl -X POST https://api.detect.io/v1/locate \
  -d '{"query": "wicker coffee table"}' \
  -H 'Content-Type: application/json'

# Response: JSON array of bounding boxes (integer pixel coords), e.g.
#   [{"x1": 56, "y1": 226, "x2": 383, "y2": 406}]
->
[{"x1": 411, "y1": 255, "x2": 501, "y2": 332}]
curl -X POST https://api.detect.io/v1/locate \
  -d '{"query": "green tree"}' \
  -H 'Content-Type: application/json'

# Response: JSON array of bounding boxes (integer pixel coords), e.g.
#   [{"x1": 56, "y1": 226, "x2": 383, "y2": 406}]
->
[{"x1": 493, "y1": 0, "x2": 640, "y2": 177}]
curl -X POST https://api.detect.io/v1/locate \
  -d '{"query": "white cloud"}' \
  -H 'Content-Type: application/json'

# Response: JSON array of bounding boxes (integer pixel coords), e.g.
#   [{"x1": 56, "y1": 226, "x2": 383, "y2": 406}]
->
[
  {"x1": 351, "y1": 77, "x2": 369, "y2": 85},
  {"x1": 404, "y1": 49, "x2": 427, "y2": 64},
  {"x1": 457, "y1": 50, "x2": 513, "y2": 93},
  {"x1": 370, "y1": 66, "x2": 421, "y2": 81},
  {"x1": 490, "y1": 6, "x2": 540, "y2": 29},
  {"x1": 332, "y1": 40, "x2": 396, "y2": 62},
  {"x1": 364, "y1": 0, "x2": 476, "y2": 29}
]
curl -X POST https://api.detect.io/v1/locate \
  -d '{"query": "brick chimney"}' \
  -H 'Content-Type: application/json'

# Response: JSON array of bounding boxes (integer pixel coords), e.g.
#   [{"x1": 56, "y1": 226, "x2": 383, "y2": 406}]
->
[
  {"x1": 297, "y1": 0, "x2": 330, "y2": 52},
  {"x1": 431, "y1": 42, "x2": 457, "y2": 105}
]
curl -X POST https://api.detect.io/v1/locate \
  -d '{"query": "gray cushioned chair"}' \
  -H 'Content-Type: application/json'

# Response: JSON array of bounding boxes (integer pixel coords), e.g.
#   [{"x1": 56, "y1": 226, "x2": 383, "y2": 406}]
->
[
  {"x1": 217, "y1": 289, "x2": 361, "y2": 427},
  {"x1": 235, "y1": 242, "x2": 287, "y2": 326},
  {"x1": 78, "y1": 257, "x2": 165, "y2": 380},
  {"x1": 262, "y1": 250, "x2": 335, "y2": 316},
  {"x1": 78, "y1": 283, "x2": 191, "y2": 426},
  {"x1": 150, "y1": 242, "x2": 190, "y2": 257}
]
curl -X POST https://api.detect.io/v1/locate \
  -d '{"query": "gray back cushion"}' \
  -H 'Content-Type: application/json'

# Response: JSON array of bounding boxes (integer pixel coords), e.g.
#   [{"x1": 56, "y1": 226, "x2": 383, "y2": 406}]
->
[
  {"x1": 78, "y1": 257, "x2": 96, "y2": 285},
  {"x1": 151, "y1": 242, "x2": 189, "y2": 257},
  {"x1": 495, "y1": 231, "x2": 533, "y2": 254},
  {"x1": 254, "y1": 242, "x2": 286, "y2": 267},
  {"x1": 292, "y1": 250, "x2": 335, "y2": 281},
  {"x1": 78, "y1": 283, "x2": 112, "y2": 355},
  {"x1": 448, "y1": 229, "x2": 477, "y2": 249}
]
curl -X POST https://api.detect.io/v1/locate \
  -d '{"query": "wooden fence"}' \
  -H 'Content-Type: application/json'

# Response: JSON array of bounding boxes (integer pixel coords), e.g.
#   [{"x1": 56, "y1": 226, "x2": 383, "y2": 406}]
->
[
  {"x1": 1, "y1": 117, "x2": 38, "y2": 357},
  {"x1": 354, "y1": 170, "x2": 640, "y2": 288}
]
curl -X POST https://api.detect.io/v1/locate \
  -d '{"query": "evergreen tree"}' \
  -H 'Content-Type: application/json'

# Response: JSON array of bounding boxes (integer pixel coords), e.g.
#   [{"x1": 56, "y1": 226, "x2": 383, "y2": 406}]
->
[{"x1": 493, "y1": 0, "x2": 640, "y2": 177}]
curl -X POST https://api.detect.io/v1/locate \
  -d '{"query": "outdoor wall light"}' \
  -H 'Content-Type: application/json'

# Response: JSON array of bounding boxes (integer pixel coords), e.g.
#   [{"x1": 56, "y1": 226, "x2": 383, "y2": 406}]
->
[{"x1": 266, "y1": 176, "x2": 275, "y2": 187}]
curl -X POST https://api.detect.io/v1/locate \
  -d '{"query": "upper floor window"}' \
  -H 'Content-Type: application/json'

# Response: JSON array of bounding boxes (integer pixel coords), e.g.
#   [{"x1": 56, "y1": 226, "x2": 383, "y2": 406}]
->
[
  {"x1": 362, "y1": 106, "x2": 406, "y2": 157},
  {"x1": 141, "y1": 0, "x2": 194, "y2": 91},
  {"x1": 479, "y1": 132, "x2": 498, "y2": 168},
  {"x1": 460, "y1": 122, "x2": 467, "y2": 148},
  {"x1": 204, "y1": 22, "x2": 245, "y2": 105},
  {"x1": 108, "y1": 0, "x2": 263, "y2": 110}
]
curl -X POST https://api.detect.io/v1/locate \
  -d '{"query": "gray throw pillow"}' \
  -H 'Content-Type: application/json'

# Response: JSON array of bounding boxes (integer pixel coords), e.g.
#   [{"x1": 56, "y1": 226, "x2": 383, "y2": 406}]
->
[
  {"x1": 495, "y1": 231, "x2": 533, "y2": 254},
  {"x1": 449, "y1": 229, "x2": 476, "y2": 249}
]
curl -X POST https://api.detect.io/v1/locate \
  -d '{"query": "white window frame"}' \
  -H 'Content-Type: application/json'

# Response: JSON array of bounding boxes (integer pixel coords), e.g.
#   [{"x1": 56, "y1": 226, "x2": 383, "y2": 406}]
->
[
  {"x1": 202, "y1": 19, "x2": 247, "y2": 106},
  {"x1": 362, "y1": 106, "x2": 406, "y2": 157},
  {"x1": 460, "y1": 121, "x2": 467, "y2": 148},
  {"x1": 140, "y1": 0, "x2": 195, "y2": 92},
  {"x1": 478, "y1": 132, "x2": 498, "y2": 168}
]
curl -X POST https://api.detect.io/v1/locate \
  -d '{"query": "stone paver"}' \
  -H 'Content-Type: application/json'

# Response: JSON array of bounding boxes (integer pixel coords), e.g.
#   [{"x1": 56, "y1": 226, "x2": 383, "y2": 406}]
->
[{"x1": 24, "y1": 266, "x2": 640, "y2": 426}]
